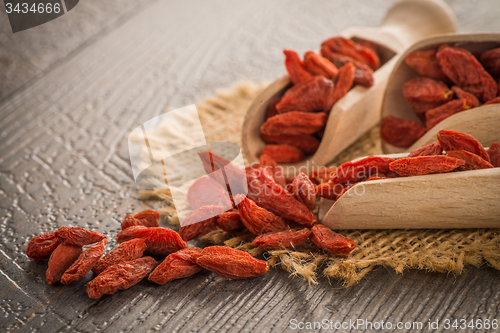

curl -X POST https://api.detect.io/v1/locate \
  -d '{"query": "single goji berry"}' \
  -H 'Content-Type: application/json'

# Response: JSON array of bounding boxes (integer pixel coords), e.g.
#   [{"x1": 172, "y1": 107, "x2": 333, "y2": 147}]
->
[
  {"x1": 332, "y1": 156, "x2": 395, "y2": 186},
  {"x1": 436, "y1": 45, "x2": 498, "y2": 102},
  {"x1": 260, "y1": 153, "x2": 286, "y2": 187},
  {"x1": 309, "y1": 224, "x2": 356, "y2": 255},
  {"x1": 315, "y1": 182, "x2": 342, "y2": 200},
  {"x1": 321, "y1": 36, "x2": 380, "y2": 70},
  {"x1": 452, "y1": 86, "x2": 480, "y2": 107},
  {"x1": 179, "y1": 206, "x2": 223, "y2": 241},
  {"x1": 408, "y1": 142, "x2": 443, "y2": 157},
  {"x1": 480, "y1": 48, "x2": 500, "y2": 78},
  {"x1": 61, "y1": 239, "x2": 107, "y2": 284},
  {"x1": 267, "y1": 97, "x2": 281, "y2": 119},
  {"x1": 327, "y1": 62, "x2": 355, "y2": 111},
  {"x1": 196, "y1": 246, "x2": 269, "y2": 279},
  {"x1": 261, "y1": 144, "x2": 305, "y2": 163},
  {"x1": 121, "y1": 210, "x2": 160, "y2": 230},
  {"x1": 380, "y1": 116, "x2": 426, "y2": 148},
  {"x1": 55, "y1": 226, "x2": 106, "y2": 246},
  {"x1": 217, "y1": 209, "x2": 246, "y2": 233},
  {"x1": 283, "y1": 49, "x2": 313, "y2": 85},
  {"x1": 320, "y1": 47, "x2": 374, "y2": 88},
  {"x1": 187, "y1": 176, "x2": 233, "y2": 211},
  {"x1": 92, "y1": 238, "x2": 147, "y2": 275},
  {"x1": 403, "y1": 77, "x2": 453, "y2": 113},
  {"x1": 261, "y1": 133, "x2": 320, "y2": 155},
  {"x1": 276, "y1": 76, "x2": 334, "y2": 113},
  {"x1": 290, "y1": 172, "x2": 316, "y2": 210},
  {"x1": 389, "y1": 155, "x2": 465, "y2": 176},
  {"x1": 86, "y1": 257, "x2": 157, "y2": 299},
  {"x1": 404, "y1": 49, "x2": 449, "y2": 82},
  {"x1": 116, "y1": 226, "x2": 187, "y2": 257},
  {"x1": 46, "y1": 243, "x2": 83, "y2": 285},
  {"x1": 446, "y1": 150, "x2": 494, "y2": 171},
  {"x1": 252, "y1": 228, "x2": 311, "y2": 249},
  {"x1": 235, "y1": 194, "x2": 287, "y2": 235},
  {"x1": 425, "y1": 99, "x2": 471, "y2": 131},
  {"x1": 303, "y1": 51, "x2": 339, "y2": 80},
  {"x1": 488, "y1": 142, "x2": 500, "y2": 167},
  {"x1": 437, "y1": 129, "x2": 490, "y2": 162},
  {"x1": 148, "y1": 248, "x2": 203, "y2": 285},
  {"x1": 261, "y1": 111, "x2": 327, "y2": 136},
  {"x1": 26, "y1": 232, "x2": 61, "y2": 261}
]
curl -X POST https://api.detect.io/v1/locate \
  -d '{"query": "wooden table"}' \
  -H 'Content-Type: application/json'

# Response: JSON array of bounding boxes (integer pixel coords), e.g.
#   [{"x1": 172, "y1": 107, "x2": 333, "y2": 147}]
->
[{"x1": 1, "y1": 1, "x2": 499, "y2": 332}]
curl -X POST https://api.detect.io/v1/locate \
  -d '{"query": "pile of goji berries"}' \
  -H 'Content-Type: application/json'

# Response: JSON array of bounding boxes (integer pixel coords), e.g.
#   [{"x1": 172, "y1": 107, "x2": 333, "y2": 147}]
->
[
  {"x1": 316, "y1": 129, "x2": 500, "y2": 200},
  {"x1": 260, "y1": 36, "x2": 381, "y2": 163},
  {"x1": 381, "y1": 44, "x2": 500, "y2": 148}
]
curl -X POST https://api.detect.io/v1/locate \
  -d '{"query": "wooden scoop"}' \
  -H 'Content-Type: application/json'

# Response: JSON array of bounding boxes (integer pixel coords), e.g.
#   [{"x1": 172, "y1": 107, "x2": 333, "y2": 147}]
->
[
  {"x1": 242, "y1": 0, "x2": 457, "y2": 176},
  {"x1": 319, "y1": 153, "x2": 500, "y2": 229},
  {"x1": 381, "y1": 33, "x2": 500, "y2": 154}
]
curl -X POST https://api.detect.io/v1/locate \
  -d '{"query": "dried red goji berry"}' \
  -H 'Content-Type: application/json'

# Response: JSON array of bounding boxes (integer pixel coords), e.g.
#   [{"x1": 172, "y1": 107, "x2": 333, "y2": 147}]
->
[
  {"x1": 252, "y1": 228, "x2": 311, "y2": 249},
  {"x1": 321, "y1": 36, "x2": 380, "y2": 70},
  {"x1": 380, "y1": 116, "x2": 426, "y2": 148},
  {"x1": 315, "y1": 182, "x2": 342, "y2": 200},
  {"x1": 320, "y1": 47, "x2": 374, "y2": 88},
  {"x1": 217, "y1": 209, "x2": 245, "y2": 233},
  {"x1": 46, "y1": 243, "x2": 83, "y2": 284},
  {"x1": 55, "y1": 226, "x2": 106, "y2": 246},
  {"x1": 267, "y1": 97, "x2": 281, "y2": 119},
  {"x1": 283, "y1": 49, "x2": 313, "y2": 85},
  {"x1": 261, "y1": 133, "x2": 320, "y2": 155},
  {"x1": 480, "y1": 48, "x2": 500, "y2": 78},
  {"x1": 187, "y1": 176, "x2": 232, "y2": 211},
  {"x1": 26, "y1": 232, "x2": 61, "y2": 261},
  {"x1": 92, "y1": 238, "x2": 147, "y2": 275},
  {"x1": 121, "y1": 210, "x2": 160, "y2": 230},
  {"x1": 179, "y1": 205, "x2": 223, "y2": 241},
  {"x1": 483, "y1": 96, "x2": 500, "y2": 105},
  {"x1": 260, "y1": 153, "x2": 286, "y2": 187},
  {"x1": 332, "y1": 156, "x2": 395, "y2": 186},
  {"x1": 86, "y1": 257, "x2": 157, "y2": 299},
  {"x1": 196, "y1": 246, "x2": 269, "y2": 279},
  {"x1": 327, "y1": 62, "x2": 355, "y2": 111},
  {"x1": 116, "y1": 226, "x2": 187, "y2": 257},
  {"x1": 403, "y1": 77, "x2": 453, "y2": 113},
  {"x1": 425, "y1": 99, "x2": 471, "y2": 131},
  {"x1": 389, "y1": 155, "x2": 465, "y2": 176},
  {"x1": 309, "y1": 167, "x2": 337, "y2": 182},
  {"x1": 261, "y1": 111, "x2": 327, "y2": 136},
  {"x1": 488, "y1": 142, "x2": 500, "y2": 167},
  {"x1": 290, "y1": 172, "x2": 316, "y2": 210},
  {"x1": 437, "y1": 129, "x2": 490, "y2": 162},
  {"x1": 446, "y1": 150, "x2": 494, "y2": 171},
  {"x1": 309, "y1": 224, "x2": 356, "y2": 255},
  {"x1": 408, "y1": 142, "x2": 443, "y2": 157},
  {"x1": 235, "y1": 194, "x2": 287, "y2": 235},
  {"x1": 261, "y1": 144, "x2": 305, "y2": 163},
  {"x1": 61, "y1": 239, "x2": 107, "y2": 284},
  {"x1": 148, "y1": 248, "x2": 203, "y2": 285},
  {"x1": 276, "y1": 76, "x2": 334, "y2": 113},
  {"x1": 404, "y1": 49, "x2": 449, "y2": 82},
  {"x1": 452, "y1": 86, "x2": 480, "y2": 107},
  {"x1": 436, "y1": 45, "x2": 498, "y2": 102},
  {"x1": 303, "y1": 51, "x2": 339, "y2": 80}
]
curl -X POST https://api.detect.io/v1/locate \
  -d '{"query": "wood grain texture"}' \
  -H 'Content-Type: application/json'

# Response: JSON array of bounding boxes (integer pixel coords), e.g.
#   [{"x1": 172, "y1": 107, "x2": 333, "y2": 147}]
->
[{"x1": 1, "y1": 0, "x2": 500, "y2": 332}]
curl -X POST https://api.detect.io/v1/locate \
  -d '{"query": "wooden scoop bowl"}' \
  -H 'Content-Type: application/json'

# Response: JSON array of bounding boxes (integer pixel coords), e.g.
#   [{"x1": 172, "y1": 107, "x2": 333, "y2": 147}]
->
[
  {"x1": 319, "y1": 152, "x2": 500, "y2": 229},
  {"x1": 381, "y1": 33, "x2": 500, "y2": 154},
  {"x1": 242, "y1": 0, "x2": 457, "y2": 176}
]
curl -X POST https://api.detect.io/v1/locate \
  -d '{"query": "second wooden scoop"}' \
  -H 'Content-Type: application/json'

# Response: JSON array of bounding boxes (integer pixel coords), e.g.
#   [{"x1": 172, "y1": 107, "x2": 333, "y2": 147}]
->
[
  {"x1": 319, "y1": 153, "x2": 500, "y2": 229},
  {"x1": 242, "y1": 0, "x2": 457, "y2": 176}
]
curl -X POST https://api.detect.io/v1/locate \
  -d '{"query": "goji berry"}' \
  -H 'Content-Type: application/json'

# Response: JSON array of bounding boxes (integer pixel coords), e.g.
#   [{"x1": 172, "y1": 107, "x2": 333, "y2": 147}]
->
[
  {"x1": 303, "y1": 51, "x2": 339, "y2": 80},
  {"x1": 309, "y1": 224, "x2": 356, "y2": 255},
  {"x1": 389, "y1": 155, "x2": 465, "y2": 176},
  {"x1": 290, "y1": 172, "x2": 316, "y2": 210},
  {"x1": 260, "y1": 153, "x2": 286, "y2": 187},
  {"x1": 86, "y1": 257, "x2": 157, "y2": 299},
  {"x1": 121, "y1": 210, "x2": 160, "y2": 230},
  {"x1": 149, "y1": 248, "x2": 203, "y2": 285},
  {"x1": 404, "y1": 49, "x2": 449, "y2": 82},
  {"x1": 196, "y1": 246, "x2": 269, "y2": 279},
  {"x1": 26, "y1": 232, "x2": 61, "y2": 261},
  {"x1": 320, "y1": 47, "x2": 374, "y2": 87},
  {"x1": 261, "y1": 111, "x2": 327, "y2": 136},
  {"x1": 332, "y1": 156, "x2": 394, "y2": 186},
  {"x1": 380, "y1": 116, "x2": 426, "y2": 148},
  {"x1": 46, "y1": 243, "x2": 83, "y2": 285},
  {"x1": 61, "y1": 239, "x2": 107, "y2": 284},
  {"x1": 437, "y1": 129, "x2": 490, "y2": 162},
  {"x1": 179, "y1": 205, "x2": 223, "y2": 241},
  {"x1": 425, "y1": 99, "x2": 471, "y2": 131},
  {"x1": 403, "y1": 77, "x2": 453, "y2": 113},
  {"x1": 452, "y1": 86, "x2": 480, "y2": 107},
  {"x1": 283, "y1": 49, "x2": 313, "y2": 85},
  {"x1": 261, "y1": 144, "x2": 305, "y2": 163},
  {"x1": 408, "y1": 142, "x2": 443, "y2": 157},
  {"x1": 309, "y1": 167, "x2": 337, "y2": 182},
  {"x1": 187, "y1": 176, "x2": 232, "y2": 211},
  {"x1": 446, "y1": 150, "x2": 494, "y2": 171},
  {"x1": 436, "y1": 45, "x2": 498, "y2": 102},
  {"x1": 92, "y1": 238, "x2": 147, "y2": 275},
  {"x1": 483, "y1": 96, "x2": 500, "y2": 105},
  {"x1": 267, "y1": 97, "x2": 281, "y2": 119},
  {"x1": 276, "y1": 76, "x2": 334, "y2": 113},
  {"x1": 116, "y1": 226, "x2": 187, "y2": 257},
  {"x1": 217, "y1": 209, "x2": 246, "y2": 233},
  {"x1": 235, "y1": 194, "x2": 287, "y2": 235},
  {"x1": 480, "y1": 48, "x2": 500, "y2": 78},
  {"x1": 321, "y1": 36, "x2": 380, "y2": 70},
  {"x1": 55, "y1": 226, "x2": 106, "y2": 246},
  {"x1": 261, "y1": 133, "x2": 320, "y2": 155},
  {"x1": 252, "y1": 228, "x2": 311, "y2": 249},
  {"x1": 315, "y1": 182, "x2": 342, "y2": 200},
  {"x1": 488, "y1": 142, "x2": 500, "y2": 167},
  {"x1": 327, "y1": 62, "x2": 355, "y2": 111}
]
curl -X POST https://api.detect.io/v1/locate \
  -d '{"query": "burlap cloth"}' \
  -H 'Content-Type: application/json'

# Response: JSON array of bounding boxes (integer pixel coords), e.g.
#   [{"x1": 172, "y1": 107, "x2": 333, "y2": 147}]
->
[{"x1": 140, "y1": 81, "x2": 500, "y2": 286}]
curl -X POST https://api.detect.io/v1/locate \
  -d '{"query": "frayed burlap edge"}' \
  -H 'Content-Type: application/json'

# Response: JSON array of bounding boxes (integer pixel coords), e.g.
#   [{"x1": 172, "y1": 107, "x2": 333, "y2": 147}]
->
[{"x1": 138, "y1": 81, "x2": 500, "y2": 287}]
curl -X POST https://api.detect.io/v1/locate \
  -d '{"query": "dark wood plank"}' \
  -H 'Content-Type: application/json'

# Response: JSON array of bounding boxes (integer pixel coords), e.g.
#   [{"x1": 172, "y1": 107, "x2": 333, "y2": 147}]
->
[{"x1": 1, "y1": 0, "x2": 500, "y2": 332}]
